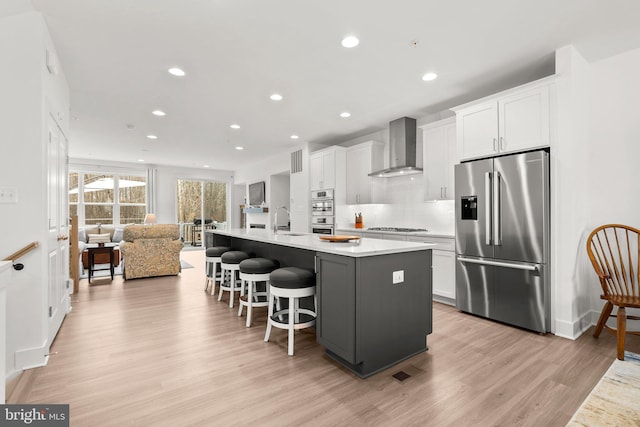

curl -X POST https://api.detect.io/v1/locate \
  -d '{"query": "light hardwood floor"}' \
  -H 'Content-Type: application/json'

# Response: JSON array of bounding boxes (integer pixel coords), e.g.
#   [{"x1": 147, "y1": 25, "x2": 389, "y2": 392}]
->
[{"x1": 8, "y1": 249, "x2": 640, "y2": 426}]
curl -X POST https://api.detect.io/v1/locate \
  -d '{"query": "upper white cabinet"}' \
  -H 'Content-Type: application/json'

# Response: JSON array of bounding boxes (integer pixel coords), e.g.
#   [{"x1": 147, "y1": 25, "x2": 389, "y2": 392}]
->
[
  {"x1": 421, "y1": 117, "x2": 456, "y2": 200},
  {"x1": 310, "y1": 146, "x2": 346, "y2": 191},
  {"x1": 452, "y1": 79, "x2": 552, "y2": 161},
  {"x1": 346, "y1": 141, "x2": 384, "y2": 204}
]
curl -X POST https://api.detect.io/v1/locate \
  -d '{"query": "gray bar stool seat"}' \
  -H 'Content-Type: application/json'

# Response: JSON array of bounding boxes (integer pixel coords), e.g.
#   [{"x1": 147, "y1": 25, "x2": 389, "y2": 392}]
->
[
  {"x1": 264, "y1": 267, "x2": 317, "y2": 355},
  {"x1": 204, "y1": 246, "x2": 231, "y2": 295},
  {"x1": 238, "y1": 258, "x2": 280, "y2": 327},
  {"x1": 219, "y1": 251, "x2": 249, "y2": 308}
]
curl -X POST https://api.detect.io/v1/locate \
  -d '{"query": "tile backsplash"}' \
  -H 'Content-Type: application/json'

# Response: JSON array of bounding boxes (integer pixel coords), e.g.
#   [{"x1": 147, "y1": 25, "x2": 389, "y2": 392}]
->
[
  {"x1": 336, "y1": 174, "x2": 455, "y2": 233},
  {"x1": 337, "y1": 200, "x2": 454, "y2": 233}
]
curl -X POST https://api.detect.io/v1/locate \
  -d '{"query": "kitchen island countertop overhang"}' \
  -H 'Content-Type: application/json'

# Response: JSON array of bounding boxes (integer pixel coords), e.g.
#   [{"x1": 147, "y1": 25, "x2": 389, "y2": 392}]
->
[{"x1": 206, "y1": 228, "x2": 434, "y2": 378}]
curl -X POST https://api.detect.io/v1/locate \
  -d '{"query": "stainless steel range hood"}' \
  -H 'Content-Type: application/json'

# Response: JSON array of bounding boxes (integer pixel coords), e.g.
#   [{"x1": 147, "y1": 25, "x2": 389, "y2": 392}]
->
[{"x1": 368, "y1": 117, "x2": 423, "y2": 177}]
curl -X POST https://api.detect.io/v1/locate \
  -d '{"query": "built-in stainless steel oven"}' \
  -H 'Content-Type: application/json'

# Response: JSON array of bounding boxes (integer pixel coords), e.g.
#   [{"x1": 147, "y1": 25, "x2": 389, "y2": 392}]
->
[
  {"x1": 311, "y1": 189, "x2": 334, "y2": 216},
  {"x1": 311, "y1": 189, "x2": 335, "y2": 234},
  {"x1": 311, "y1": 215, "x2": 334, "y2": 234}
]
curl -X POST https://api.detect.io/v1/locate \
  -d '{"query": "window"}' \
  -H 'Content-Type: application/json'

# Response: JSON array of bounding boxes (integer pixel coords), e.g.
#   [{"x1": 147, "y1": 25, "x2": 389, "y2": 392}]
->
[
  {"x1": 69, "y1": 171, "x2": 147, "y2": 225},
  {"x1": 177, "y1": 179, "x2": 227, "y2": 246}
]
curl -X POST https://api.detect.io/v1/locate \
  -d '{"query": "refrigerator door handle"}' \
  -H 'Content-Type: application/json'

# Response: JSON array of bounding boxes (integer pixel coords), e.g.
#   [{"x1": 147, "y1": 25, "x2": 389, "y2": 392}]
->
[
  {"x1": 485, "y1": 172, "x2": 492, "y2": 245},
  {"x1": 493, "y1": 171, "x2": 501, "y2": 245},
  {"x1": 457, "y1": 256, "x2": 538, "y2": 271}
]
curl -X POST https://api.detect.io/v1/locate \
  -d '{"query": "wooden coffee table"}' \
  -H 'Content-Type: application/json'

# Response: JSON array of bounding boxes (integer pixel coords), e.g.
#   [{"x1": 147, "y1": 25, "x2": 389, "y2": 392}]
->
[{"x1": 86, "y1": 243, "x2": 117, "y2": 282}]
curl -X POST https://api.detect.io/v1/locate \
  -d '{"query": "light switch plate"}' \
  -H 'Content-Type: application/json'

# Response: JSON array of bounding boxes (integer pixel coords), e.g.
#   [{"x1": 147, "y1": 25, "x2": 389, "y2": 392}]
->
[
  {"x1": 393, "y1": 270, "x2": 404, "y2": 284},
  {"x1": 0, "y1": 187, "x2": 18, "y2": 204}
]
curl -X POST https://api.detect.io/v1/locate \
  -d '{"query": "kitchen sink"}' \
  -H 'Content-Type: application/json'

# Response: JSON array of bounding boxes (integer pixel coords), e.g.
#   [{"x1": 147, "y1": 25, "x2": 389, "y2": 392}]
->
[{"x1": 279, "y1": 233, "x2": 306, "y2": 236}]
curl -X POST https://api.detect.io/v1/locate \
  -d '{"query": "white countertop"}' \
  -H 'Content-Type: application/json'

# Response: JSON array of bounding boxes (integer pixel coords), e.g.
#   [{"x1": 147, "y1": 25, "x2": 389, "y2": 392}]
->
[
  {"x1": 208, "y1": 229, "x2": 435, "y2": 257},
  {"x1": 336, "y1": 227, "x2": 454, "y2": 239}
]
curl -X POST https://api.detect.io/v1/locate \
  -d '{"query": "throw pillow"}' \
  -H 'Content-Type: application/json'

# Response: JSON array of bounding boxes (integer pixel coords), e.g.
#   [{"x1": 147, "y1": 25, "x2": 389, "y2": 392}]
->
[
  {"x1": 78, "y1": 229, "x2": 86, "y2": 243},
  {"x1": 112, "y1": 228, "x2": 124, "y2": 243},
  {"x1": 100, "y1": 225, "x2": 116, "y2": 241},
  {"x1": 84, "y1": 227, "x2": 100, "y2": 241},
  {"x1": 88, "y1": 233, "x2": 111, "y2": 244}
]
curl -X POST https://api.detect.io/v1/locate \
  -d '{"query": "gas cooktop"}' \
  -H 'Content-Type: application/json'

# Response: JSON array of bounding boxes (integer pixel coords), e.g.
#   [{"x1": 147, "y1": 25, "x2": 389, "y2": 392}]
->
[{"x1": 367, "y1": 227, "x2": 428, "y2": 232}]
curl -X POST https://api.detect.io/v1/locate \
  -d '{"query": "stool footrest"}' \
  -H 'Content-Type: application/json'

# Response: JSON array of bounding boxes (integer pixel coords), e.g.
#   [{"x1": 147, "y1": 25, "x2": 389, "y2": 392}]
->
[{"x1": 270, "y1": 309, "x2": 316, "y2": 329}]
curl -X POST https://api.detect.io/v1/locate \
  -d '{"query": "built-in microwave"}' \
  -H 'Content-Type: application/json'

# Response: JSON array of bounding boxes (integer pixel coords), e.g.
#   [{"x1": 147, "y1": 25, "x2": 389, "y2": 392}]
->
[{"x1": 311, "y1": 225, "x2": 334, "y2": 234}]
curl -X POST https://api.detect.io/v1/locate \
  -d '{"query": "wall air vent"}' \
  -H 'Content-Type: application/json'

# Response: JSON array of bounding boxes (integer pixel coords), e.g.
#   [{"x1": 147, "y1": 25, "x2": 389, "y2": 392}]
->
[{"x1": 291, "y1": 150, "x2": 303, "y2": 174}]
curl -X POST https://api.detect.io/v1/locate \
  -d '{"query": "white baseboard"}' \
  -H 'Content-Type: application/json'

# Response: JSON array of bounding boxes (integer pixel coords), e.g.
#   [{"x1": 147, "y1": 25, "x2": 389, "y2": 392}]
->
[
  {"x1": 554, "y1": 310, "x2": 597, "y2": 340},
  {"x1": 14, "y1": 343, "x2": 49, "y2": 371}
]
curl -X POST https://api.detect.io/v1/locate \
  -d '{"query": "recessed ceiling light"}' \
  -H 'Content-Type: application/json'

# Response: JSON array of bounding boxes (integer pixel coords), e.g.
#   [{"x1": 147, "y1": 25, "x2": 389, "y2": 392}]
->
[
  {"x1": 152, "y1": 110, "x2": 166, "y2": 116},
  {"x1": 341, "y1": 36, "x2": 360, "y2": 48},
  {"x1": 203, "y1": 165, "x2": 210, "y2": 168},
  {"x1": 146, "y1": 134, "x2": 158, "y2": 140},
  {"x1": 340, "y1": 112, "x2": 351, "y2": 118},
  {"x1": 168, "y1": 67, "x2": 186, "y2": 77},
  {"x1": 235, "y1": 146, "x2": 244, "y2": 150},
  {"x1": 290, "y1": 135, "x2": 299, "y2": 140},
  {"x1": 138, "y1": 159, "x2": 145, "y2": 162},
  {"x1": 422, "y1": 72, "x2": 438, "y2": 81},
  {"x1": 270, "y1": 93, "x2": 283, "y2": 101},
  {"x1": 230, "y1": 124, "x2": 240, "y2": 129}
]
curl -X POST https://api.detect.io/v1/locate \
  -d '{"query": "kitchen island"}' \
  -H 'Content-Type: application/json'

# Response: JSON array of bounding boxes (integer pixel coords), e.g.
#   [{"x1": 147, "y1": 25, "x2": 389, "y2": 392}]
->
[{"x1": 206, "y1": 228, "x2": 434, "y2": 378}]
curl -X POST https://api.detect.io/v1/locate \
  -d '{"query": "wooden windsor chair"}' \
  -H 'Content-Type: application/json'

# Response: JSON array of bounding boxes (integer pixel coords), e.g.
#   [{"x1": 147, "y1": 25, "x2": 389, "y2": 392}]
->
[{"x1": 586, "y1": 224, "x2": 640, "y2": 360}]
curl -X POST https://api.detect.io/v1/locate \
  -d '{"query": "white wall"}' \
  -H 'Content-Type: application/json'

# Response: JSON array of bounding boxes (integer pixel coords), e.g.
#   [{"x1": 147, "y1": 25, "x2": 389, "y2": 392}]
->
[
  {"x1": 0, "y1": 11, "x2": 71, "y2": 379},
  {"x1": 552, "y1": 45, "x2": 640, "y2": 338},
  {"x1": 550, "y1": 46, "x2": 592, "y2": 338},
  {"x1": 585, "y1": 47, "x2": 640, "y2": 320},
  {"x1": 234, "y1": 148, "x2": 292, "y2": 229}
]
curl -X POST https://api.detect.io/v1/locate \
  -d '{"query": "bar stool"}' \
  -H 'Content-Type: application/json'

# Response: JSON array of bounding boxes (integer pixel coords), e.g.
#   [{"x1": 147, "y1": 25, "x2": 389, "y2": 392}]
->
[
  {"x1": 204, "y1": 246, "x2": 231, "y2": 295},
  {"x1": 238, "y1": 258, "x2": 280, "y2": 327},
  {"x1": 264, "y1": 267, "x2": 317, "y2": 356},
  {"x1": 219, "y1": 251, "x2": 249, "y2": 308}
]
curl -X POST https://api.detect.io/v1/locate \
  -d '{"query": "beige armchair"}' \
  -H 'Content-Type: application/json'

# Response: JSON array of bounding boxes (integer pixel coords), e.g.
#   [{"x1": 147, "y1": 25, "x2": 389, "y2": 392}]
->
[{"x1": 120, "y1": 224, "x2": 184, "y2": 280}]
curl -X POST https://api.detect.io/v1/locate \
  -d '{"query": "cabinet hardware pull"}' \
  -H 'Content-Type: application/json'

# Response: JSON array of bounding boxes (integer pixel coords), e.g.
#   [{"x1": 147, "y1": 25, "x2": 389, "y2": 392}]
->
[
  {"x1": 493, "y1": 138, "x2": 497, "y2": 152},
  {"x1": 500, "y1": 136, "x2": 505, "y2": 150}
]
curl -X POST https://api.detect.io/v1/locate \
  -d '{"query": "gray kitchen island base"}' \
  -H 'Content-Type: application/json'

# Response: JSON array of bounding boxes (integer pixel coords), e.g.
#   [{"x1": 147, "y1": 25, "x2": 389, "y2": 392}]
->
[
  {"x1": 207, "y1": 229, "x2": 433, "y2": 378},
  {"x1": 325, "y1": 346, "x2": 427, "y2": 379},
  {"x1": 316, "y1": 251, "x2": 432, "y2": 378}
]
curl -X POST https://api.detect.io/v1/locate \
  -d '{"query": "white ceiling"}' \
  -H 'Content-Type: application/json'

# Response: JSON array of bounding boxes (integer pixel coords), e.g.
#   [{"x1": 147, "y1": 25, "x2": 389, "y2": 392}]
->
[{"x1": 18, "y1": 0, "x2": 640, "y2": 170}]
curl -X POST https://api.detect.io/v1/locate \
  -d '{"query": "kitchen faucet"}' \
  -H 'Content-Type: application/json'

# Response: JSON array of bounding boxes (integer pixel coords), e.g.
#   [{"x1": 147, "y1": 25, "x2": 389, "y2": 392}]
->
[{"x1": 273, "y1": 206, "x2": 289, "y2": 234}]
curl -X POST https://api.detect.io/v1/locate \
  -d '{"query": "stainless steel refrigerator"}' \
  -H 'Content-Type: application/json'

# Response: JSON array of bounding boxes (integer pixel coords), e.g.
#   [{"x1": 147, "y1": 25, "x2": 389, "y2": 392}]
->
[{"x1": 455, "y1": 150, "x2": 550, "y2": 333}]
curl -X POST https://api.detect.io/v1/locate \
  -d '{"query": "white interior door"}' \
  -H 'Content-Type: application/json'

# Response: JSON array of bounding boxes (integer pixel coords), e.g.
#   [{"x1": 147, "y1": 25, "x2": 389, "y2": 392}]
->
[{"x1": 47, "y1": 113, "x2": 69, "y2": 344}]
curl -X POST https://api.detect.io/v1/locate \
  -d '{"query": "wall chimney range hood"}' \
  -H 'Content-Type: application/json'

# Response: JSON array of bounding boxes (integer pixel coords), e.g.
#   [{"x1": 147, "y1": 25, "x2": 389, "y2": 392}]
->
[{"x1": 368, "y1": 117, "x2": 423, "y2": 178}]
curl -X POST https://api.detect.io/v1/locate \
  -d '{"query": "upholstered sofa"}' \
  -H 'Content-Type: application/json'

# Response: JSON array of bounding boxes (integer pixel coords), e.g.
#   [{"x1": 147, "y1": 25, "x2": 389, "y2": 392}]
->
[
  {"x1": 120, "y1": 224, "x2": 184, "y2": 280},
  {"x1": 78, "y1": 225, "x2": 126, "y2": 270}
]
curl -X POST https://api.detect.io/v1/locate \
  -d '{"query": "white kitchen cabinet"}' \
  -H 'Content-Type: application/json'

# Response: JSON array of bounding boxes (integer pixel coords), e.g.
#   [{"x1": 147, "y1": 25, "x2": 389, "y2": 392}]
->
[
  {"x1": 346, "y1": 141, "x2": 384, "y2": 204},
  {"x1": 310, "y1": 146, "x2": 345, "y2": 191},
  {"x1": 453, "y1": 78, "x2": 552, "y2": 161},
  {"x1": 421, "y1": 117, "x2": 456, "y2": 200},
  {"x1": 406, "y1": 235, "x2": 456, "y2": 304}
]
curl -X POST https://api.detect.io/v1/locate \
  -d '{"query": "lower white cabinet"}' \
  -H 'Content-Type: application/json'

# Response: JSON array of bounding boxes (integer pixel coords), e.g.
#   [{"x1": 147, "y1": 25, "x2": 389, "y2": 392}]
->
[
  {"x1": 431, "y1": 250, "x2": 455, "y2": 301},
  {"x1": 406, "y1": 235, "x2": 456, "y2": 304}
]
